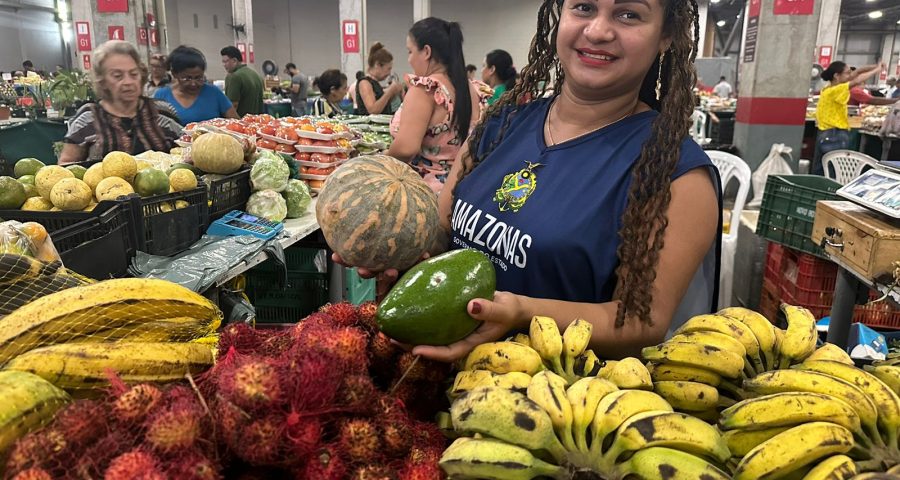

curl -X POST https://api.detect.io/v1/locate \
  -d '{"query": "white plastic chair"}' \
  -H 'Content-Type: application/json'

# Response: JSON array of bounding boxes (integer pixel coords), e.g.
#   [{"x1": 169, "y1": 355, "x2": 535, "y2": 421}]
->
[
  {"x1": 691, "y1": 110, "x2": 710, "y2": 146},
  {"x1": 706, "y1": 150, "x2": 751, "y2": 309},
  {"x1": 822, "y1": 150, "x2": 878, "y2": 185}
]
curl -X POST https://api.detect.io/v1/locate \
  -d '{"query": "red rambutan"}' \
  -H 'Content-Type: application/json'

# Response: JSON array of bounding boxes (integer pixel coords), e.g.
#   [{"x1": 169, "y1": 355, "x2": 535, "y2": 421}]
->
[
  {"x1": 217, "y1": 323, "x2": 266, "y2": 355},
  {"x1": 4, "y1": 430, "x2": 66, "y2": 475},
  {"x1": 357, "y1": 301, "x2": 378, "y2": 332},
  {"x1": 285, "y1": 352, "x2": 342, "y2": 411},
  {"x1": 399, "y1": 461, "x2": 443, "y2": 480},
  {"x1": 233, "y1": 414, "x2": 285, "y2": 467},
  {"x1": 380, "y1": 415, "x2": 413, "y2": 459},
  {"x1": 104, "y1": 450, "x2": 165, "y2": 480},
  {"x1": 73, "y1": 430, "x2": 137, "y2": 480},
  {"x1": 292, "y1": 312, "x2": 335, "y2": 339},
  {"x1": 212, "y1": 398, "x2": 249, "y2": 448},
  {"x1": 369, "y1": 332, "x2": 399, "y2": 365},
  {"x1": 144, "y1": 401, "x2": 203, "y2": 453},
  {"x1": 10, "y1": 467, "x2": 53, "y2": 480},
  {"x1": 320, "y1": 301, "x2": 361, "y2": 327},
  {"x1": 351, "y1": 465, "x2": 398, "y2": 480},
  {"x1": 396, "y1": 352, "x2": 449, "y2": 383},
  {"x1": 338, "y1": 374, "x2": 378, "y2": 412},
  {"x1": 319, "y1": 326, "x2": 370, "y2": 373},
  {"x1": 405, "y1": 446, "x2": 442, "y2": 467},
  {"x1": 163, "y1": 450, "x2": 221, "y2": 480},
  {"x1": 285, "y1": 413, "x2": 322, "y2": 459},
  {"x1": 111, "y1": 384, "x2": 162, "y2": 424},
  {"x1": 220, "y1": 357, "x2": 283, "y2": 410},
  {"x1": 338, "y1": 419, "x2": 381, "y2": 463},
  {"x1": 53, "y1": 400, "x2": 109, "y2": 447},
  {"x1": 297, "y1": 444, "x2": 348, "y2": 480}
]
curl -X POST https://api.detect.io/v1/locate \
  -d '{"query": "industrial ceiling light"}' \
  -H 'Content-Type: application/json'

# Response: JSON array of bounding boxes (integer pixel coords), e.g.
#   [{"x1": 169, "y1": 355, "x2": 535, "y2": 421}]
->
[
  {"x1": 717, "y1": 19, "x2": 727, "y2": 26},
  {"x1": 868, "y1": 10, "x2": 883, "y2": 18},
  {"x1": 710, "y1": 0, "x2": 721, "y2": 4}
]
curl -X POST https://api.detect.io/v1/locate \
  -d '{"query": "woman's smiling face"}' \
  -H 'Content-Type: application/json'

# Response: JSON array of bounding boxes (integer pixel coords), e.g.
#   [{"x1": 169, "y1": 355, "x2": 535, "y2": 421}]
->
[{"x1": 556, "y1": 0, "x2": 671, "y2": 99}]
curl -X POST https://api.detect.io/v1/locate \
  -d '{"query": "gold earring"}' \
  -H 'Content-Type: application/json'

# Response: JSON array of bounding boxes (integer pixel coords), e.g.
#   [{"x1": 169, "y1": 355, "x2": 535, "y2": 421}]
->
[{"x1": 655, "y1": 51, "x2": 665, "y2": 101}]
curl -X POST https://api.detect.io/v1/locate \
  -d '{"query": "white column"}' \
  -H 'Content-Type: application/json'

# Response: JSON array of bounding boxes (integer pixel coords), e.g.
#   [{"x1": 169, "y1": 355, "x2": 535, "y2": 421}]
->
[
  {"x1": 413, "y1": 0, "x2": 431, "y2": 22},
  {"x1": 697, "y1": 0, "x2": 709, "y2": 58},
  {"x1": 880, "y1": 34, "x2": 895, "y2": 84},
  {"x1": 231, "y1": 0, "x2": 254, "y2": 62},
  {"x1": 339, "y1": 0, "x2": 366, "y2": 77},
  {"x1": 815, "y1": 0, "x2": 841, "y2": 66}
]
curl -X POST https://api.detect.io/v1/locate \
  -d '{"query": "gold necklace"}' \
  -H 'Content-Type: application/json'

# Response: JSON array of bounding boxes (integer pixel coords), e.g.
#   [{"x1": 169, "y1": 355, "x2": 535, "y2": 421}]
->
[{"x1": 545, "y1": 98, "x2": 638, "y2": 146}]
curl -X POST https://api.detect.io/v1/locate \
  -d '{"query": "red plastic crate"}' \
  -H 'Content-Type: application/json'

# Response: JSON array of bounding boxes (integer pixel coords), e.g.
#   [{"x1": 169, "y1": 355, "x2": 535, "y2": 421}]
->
[
  {"x1": 780, "y1": 247, "x2": 839, "y2": 309},
  {"x1": 857, "y1": 292, "x2": 900, "y2": 330},
  {"x1": 764, "y1": 243, "x2": 784, "y2": 289},
  {"x1": 759, "y1": 278, "x2": 780, "y2": 324}
]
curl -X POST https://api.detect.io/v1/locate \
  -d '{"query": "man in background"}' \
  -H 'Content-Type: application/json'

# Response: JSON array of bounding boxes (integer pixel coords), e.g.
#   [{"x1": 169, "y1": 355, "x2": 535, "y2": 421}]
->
[
  {"x1": 285, "y1": 63, "x2": 309, "y2": 116},
  {"x1": 713, "y1": 76, "x2": 733, "y2": 98},
  {"x1": 221, "y1": 46, "x2": 263, "y2": 116}
]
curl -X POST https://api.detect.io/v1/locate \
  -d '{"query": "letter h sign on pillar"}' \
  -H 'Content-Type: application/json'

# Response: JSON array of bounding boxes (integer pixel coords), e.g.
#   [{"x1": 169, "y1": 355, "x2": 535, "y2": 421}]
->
[{"x1": 343, "y1": 20, "x2": 359, "y2": 53}]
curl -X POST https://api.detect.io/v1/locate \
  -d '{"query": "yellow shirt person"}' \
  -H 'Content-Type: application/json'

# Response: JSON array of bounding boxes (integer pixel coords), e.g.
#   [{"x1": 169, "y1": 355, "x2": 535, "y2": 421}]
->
[{"x1": 816, "y1": 82, "x2": 850, "y2": 131}]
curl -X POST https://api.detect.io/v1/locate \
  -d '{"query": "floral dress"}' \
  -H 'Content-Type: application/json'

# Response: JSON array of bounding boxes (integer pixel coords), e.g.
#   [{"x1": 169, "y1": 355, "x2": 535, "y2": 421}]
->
[{"x1": 391, "y1": 75, "x2": 491, "y2": 193}]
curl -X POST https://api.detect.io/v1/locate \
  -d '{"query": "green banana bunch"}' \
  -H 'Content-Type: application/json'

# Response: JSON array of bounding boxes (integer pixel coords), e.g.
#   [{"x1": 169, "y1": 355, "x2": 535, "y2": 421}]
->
[
  {"x1": 743, "y1": 369, "x2": 880, "y2": 440},
  {"x1": 565, "y1": 376, "x2": 618, "y2": 453},
  {"x1": 648, "y1": 362, "x2": 723, "y2": 386},
  {"x1": 653, "y1": 380, "x2": 720, "y2": 412},
  {"x1": 589, "y1": 389, "x2": 674, "y2": 458},
  {"x1": 801, "y1": 454, "x2": 858, "y2": 480},
  {"x1": 562, "y1": 318, "x2": 592, "y2": 378},
  {"x1": 732, "y1": 422, "x2": 855, "y2": 480},
  {"x1": 779, "y1": 304, "x2": 819, "y2": 368},
  {"x1": 450, "y1": 386, "x2": 568, "y2": 462},
  {"x1": 598, "y1": 357, "x2": 652, "y2": 390},
  {"x1": 529, "y1": 316, "x2": 566, "y2": 379},
  {"x1": 527, "y1": 370, "x2": 578, "y2": 452},
  {"x1": 641, "y1": 342, "x2": 744, "y2": 379},
  {"x1": 448, "y1": 370, "x2": 532, "y2": 399},
  {"x1": 618, "y1": 447, "x2": 731, "y2": 480},
  {"x1": 600, "y1": 410, "x2": 730, "y2": 470},
  {"x1": 797, "y1": 360, "x2": 900, "y2": 447},
  {"x1": 439, "y1": 437, "x2": 567, "y2": 480},
  {"x1": 719, "y1": 306, "x2": 778, "y2": 372},
  {"x1": 464, "y1": 341, "x2": 545, "y2": 375},
  {"x1": 675, "y1": 313, "x2": 764, "y2": 374},
  {"x1": 720, "y1": 392, "x2": 863, "y2": 435}
]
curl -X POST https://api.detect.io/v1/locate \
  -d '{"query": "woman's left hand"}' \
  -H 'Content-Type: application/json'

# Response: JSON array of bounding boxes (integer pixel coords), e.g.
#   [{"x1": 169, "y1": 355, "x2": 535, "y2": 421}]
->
[{"x1": 412, "y1": 291, "x2": 526, "y2": 362}]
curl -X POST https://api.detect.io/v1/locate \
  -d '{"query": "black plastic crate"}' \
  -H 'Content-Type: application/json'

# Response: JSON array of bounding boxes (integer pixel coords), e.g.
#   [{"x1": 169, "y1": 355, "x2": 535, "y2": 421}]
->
[
  {"x1": 0, "y1": 196, "x2": 144, "y2": 279},
  {"x1": 245, "y1": 270, "x2": 329, "y2": 323},
  {"x1": 206, "y1": 167, "x2": 251, "y2": 222},
  {"x1": 139, "y1": 185, "x2": 209, "y2": 256}
]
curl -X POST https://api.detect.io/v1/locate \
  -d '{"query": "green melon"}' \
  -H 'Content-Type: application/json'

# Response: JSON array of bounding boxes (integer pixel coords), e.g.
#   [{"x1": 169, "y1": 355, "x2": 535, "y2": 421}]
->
[
  {"x1": 133, "y1": 168, "x2": 170, "y2": 197},
  {"x1": 66, "y1": 165, "x2": 87, "y2": 180},
  {"x1": 0, "y1": 176, "x2": 27, "y2": 209},
  {"x1": 14, "y1": 158, "x2": 45, "y2": 178}
]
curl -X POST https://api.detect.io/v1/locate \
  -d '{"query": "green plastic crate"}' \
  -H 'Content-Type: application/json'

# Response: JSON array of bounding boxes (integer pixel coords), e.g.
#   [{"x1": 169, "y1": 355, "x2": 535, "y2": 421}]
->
[
  {"x1": 756, "y1": 175, "x2": 841, "y2": 258},
  {"x1": 345, "y1": 268, "x2": 376, "y2": 305},
  {"x1": 245, "y1": 271, "x2": 328, "y2": 323},
  {"x1": 255, "y1": 246, "x2": 324, "y2": 274}
]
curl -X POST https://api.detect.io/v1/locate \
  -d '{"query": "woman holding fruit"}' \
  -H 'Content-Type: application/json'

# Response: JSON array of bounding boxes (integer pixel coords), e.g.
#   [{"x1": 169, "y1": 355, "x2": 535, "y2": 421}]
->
[
  {"x1": 153, "y1": 46, "x2": 238, "y2": 125},
  {"x1": 343, "y1": 0, "x2": 721, "y2": 361},
  {"x1": 387, "y1": 17, "x2": 490, "y2": 194},
  {"x1": 355, "y1": 43, "x2": 403, "y2": 115},
  {"x1": 59, "y1": 40, "x2": 182, "y2": 165}
]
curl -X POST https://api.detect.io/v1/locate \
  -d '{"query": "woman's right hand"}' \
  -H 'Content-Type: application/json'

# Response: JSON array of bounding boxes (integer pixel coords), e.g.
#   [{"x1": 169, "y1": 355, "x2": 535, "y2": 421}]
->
[{"x1": 386, "y1": 82, "x2": 404, "y2": 98}]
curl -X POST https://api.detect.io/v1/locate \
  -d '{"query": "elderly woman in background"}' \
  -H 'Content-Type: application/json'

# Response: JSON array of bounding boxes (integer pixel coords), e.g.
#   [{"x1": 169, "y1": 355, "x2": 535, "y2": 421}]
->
[
  {"x1": 59, "y1": 40, "x2": 182, "y2": 165},
  {"x1": 154, "y1": 46, "x2": 237, "y2": 125}
]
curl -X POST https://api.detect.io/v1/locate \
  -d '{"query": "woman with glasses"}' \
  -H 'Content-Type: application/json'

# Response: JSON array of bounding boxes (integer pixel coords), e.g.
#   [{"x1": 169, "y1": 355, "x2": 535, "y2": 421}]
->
[
  {"x1": 58, "y1": 40, "x2": 182, "y2": 165},
  {"x1": 144, "y1": 53, "x2": 171, "y2": 97},
  {"x1": 153, "y1": 45, "x2": 237, "y2": 125}
]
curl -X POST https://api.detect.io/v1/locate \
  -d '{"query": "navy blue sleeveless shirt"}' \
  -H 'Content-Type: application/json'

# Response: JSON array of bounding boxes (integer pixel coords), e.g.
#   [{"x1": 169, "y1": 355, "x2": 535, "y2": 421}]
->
[{"x1": 451, "y1": 97, "x2": 720, "y2": 321}]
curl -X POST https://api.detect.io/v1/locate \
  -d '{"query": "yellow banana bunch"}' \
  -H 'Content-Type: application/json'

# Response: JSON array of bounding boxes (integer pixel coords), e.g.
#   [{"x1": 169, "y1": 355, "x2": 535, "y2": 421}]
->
[
  {"x1": 648, "y1": 362, "x2": 722, "y2": 386},
  {"x1": 720, "y1": 392, "x2": 862, "y2": 435},
  {"x1": 675, "y1": 313, "x2": 764, "y2": 374},
  {"x1": 807, "y1": 343, "x2": 855, "y2": 366},
  {"x1": 719, "y1": 306, "x2": 778, "y2": 372},
  {"x1": 439, "y1": 437, "x2": 567, "y2": 480},
  {"x1": 510, "y1": 333, "x2": 532, "y2": 348},
  {"x1": 779, "y1": 304, "x2": 819, "y2": 368},
  {"x1": 641, "y1": 342, "x2": 744, "y2": 379},
  {"x1": 801, "y1": 454, "x2": 858, "y2": 480},
  {"x1": 562, "y1": 319, "x2": 592, "y2": 379},
  {"x1": 598, "y1": 357, "x2": 652, "y2": 390},
  {"x1": 449, "y1": 386, "x2": 568, "y2": 462},
  {"x1": 463, "y1": 341, "x2": 545, "y2": 375},
  {"x1": 565, "y1": 376, "x2": 617, "y2": 453},
  {"x1": 619, "y1": 447, "x2": 731, "y2": 480},
  {"x1": 529, "y1": 316, "x2": 566, "y2": 378},
  {"x1": 867, "y1": 365, "x2": 900, "y2": 397},
  {"x1": 449, "y1": 370, "x2": 532, "y2": 399},
  {"x1": 723, "y1": 426, "x2": 793, "y2": 457},
  {"x1": 732, "y1": 422, "x2": 855, "y2": 480},
  {"x1": 527, "y1": 371, "x2": 577, "y2": 451},
  {"x1": 653, "y1": 380, "x2": 720, "y2": 412}
]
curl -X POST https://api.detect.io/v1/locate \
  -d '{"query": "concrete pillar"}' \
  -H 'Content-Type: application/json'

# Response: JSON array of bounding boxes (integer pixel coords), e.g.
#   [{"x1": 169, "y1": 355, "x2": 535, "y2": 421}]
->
[
  {"x1": 339, "y1": 0, "x2": 366, "y2": 77},
  {"x1": 697, "y1": 0, "x2": 709, "y2": 58},
  {"x1": 880, "y1": 34, "x2": 895, "y2": 83},
  {"x1": 733, "y1": 0, "x2": 822, "y2": 172},
  {"x1": 815, "y1": 0, "x2": 840, "y2": 67},
  {"x1": 231, "y1": 0, "x2": 254, "y2": 64},
  {"x1": 413, "y1": 0, "x2": 431, "y2": 22},
  {"x1": 69, "y1": 0, "x2": 165, "y2": 71}
]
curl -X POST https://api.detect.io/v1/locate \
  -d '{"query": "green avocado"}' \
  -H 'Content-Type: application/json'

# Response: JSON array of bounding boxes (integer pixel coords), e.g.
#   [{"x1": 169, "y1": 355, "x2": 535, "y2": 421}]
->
[{"x1": 376, "y1": 249, "x2": 495, "y2": 346}]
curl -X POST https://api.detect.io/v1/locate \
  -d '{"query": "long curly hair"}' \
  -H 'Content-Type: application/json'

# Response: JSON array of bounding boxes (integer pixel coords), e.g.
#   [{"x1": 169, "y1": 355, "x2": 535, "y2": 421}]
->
[{"x1": 456, "y1": 0, "x2": 700, "y2": 327}]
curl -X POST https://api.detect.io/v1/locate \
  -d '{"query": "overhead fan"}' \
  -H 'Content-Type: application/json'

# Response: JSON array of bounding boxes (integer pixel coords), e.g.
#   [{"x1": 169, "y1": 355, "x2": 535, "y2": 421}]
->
[{"x1": 262, "y1": 60, "x2": 278, "y2": 77}]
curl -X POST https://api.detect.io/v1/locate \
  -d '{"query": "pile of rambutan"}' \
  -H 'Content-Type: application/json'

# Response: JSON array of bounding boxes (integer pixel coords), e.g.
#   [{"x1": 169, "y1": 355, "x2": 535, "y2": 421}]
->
[
  {"x1": 4, "y1": 376, "x2": 219, "y2": 480},
  {"x1": 200, "y1": 301, "x2": 449, "y2": 478}
]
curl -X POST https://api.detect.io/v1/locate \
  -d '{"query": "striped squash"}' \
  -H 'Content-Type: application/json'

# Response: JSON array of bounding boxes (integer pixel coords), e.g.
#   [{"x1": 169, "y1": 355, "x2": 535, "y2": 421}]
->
[
  {"x1": 0, "y1": 371, "x2": 70, "y2": 455},
  {"x1": 316, "y1": 155, "x2": 440, "y2": 271}
]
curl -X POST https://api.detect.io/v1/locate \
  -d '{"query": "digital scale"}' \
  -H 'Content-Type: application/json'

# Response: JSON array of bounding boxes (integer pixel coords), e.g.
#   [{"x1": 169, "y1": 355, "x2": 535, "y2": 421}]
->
[{"x1": 207, "y1": 211, "x2": 284, "y2": 240}]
